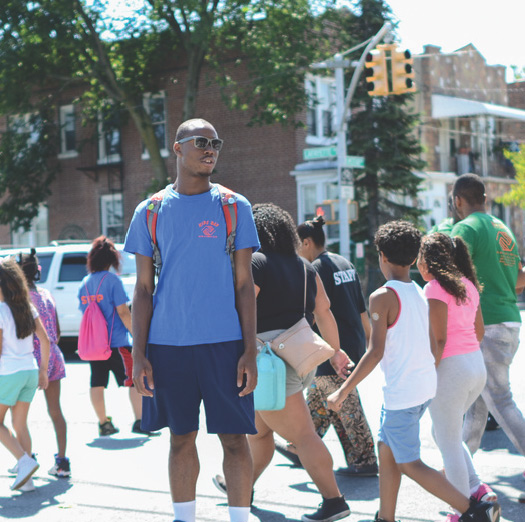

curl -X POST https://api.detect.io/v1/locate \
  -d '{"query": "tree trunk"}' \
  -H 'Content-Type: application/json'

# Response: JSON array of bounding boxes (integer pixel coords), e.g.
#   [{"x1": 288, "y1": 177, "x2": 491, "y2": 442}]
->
[
  {"x1": 182, "y1": 47, "x2": 206, "y2": 121},
  {"x1": 127, "y1": 101, "x2": 169, "y2": 184}
]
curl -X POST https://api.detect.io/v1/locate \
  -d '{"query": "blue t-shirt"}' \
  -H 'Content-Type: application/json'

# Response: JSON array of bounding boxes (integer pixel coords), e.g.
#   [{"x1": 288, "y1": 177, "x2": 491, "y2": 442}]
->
[
  {"x1": 124, "y1": 184, "x2": 260, "y2": 346},
  {"x1": 78, "y1": 271, "x2": 131, "y2": 348}
]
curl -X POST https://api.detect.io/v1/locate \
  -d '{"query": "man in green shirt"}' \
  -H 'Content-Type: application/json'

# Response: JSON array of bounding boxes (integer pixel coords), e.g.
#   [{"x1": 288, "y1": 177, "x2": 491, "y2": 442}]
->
[{"x1": 452, "y1": 173, "x2": 525, "y2": 465}]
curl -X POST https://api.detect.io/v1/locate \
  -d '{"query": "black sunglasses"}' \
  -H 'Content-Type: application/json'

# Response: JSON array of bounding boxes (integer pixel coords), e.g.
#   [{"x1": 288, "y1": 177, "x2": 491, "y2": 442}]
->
[{"x1": 177, "y1": 135, "x2": 223, "y2": 151}]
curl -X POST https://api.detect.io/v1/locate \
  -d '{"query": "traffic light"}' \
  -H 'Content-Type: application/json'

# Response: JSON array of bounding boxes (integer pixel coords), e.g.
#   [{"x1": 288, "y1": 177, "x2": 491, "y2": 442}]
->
[
  {"x1": 315, "y1": 202, "x2": 334, "y2": 222},
  {"x1": 391, "y1": 47, "x2": 416, "y2": 94},
  {"x1": 364, "y1": 48, "x2": 388, "y2": 96}
]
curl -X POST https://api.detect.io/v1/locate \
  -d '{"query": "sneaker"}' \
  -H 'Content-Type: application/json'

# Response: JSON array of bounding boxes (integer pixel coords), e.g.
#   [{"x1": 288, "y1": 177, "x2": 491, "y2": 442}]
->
[
  {"x1": 336, "y1": 463, "x2": 378, "y2": 477},
  {"x1": 301, "y1": 495, "x2": 350, "y2": 521},
  {"x1": 8, "y1": 453, "x2": 37, "y2": 475},
  {"x1": 212, "y1": 474, "x2": 254, "y2": 505},
  {"x1": 99, "y1": 417, "x2": 119, "y2": 436},
  {"x1": 19, "y1": 478, "x2": 36, "y2": 493},
  {"x1": 48, "y1": 454, "x2": 71, "y2": 477},
  {"x1": 10, "y1": 454, "x2": 39, "y2": 491},
  {"x1": 472, "y1": 483, "x2": 497, "y2": 503},
  {"x1": 274, "y1": 440, "x2": 302, "y2": 468},
  {"x1": 132, "y1": 419, "x2": 161, "y2": 437},
  {"x1": 459, "y1": 498, "x2": 500, "y2": 522}
]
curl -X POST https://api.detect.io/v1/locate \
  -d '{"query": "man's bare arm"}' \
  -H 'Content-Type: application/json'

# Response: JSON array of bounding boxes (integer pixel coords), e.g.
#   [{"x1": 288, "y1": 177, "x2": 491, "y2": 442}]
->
[{"x1": 233, "y1": 248, "x2": 258, "y2": 396}]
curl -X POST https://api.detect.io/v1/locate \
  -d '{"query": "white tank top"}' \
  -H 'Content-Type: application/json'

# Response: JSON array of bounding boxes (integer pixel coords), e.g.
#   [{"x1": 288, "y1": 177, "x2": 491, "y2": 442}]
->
[{"x1": 380, "y1": 280, "x2": 437, "y2": 410}]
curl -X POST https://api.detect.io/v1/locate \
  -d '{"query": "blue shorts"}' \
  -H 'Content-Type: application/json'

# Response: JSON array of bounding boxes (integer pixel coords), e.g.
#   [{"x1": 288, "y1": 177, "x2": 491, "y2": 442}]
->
[
  {"x1": 143, "y1": 341, "x2": 256, "y2": 436},
  {"x1": 0, "y1": 370, "x2": 39, "y2": 406},
  {"x1": 377, "y1": 400, "x2": 431, "y2": 464}
]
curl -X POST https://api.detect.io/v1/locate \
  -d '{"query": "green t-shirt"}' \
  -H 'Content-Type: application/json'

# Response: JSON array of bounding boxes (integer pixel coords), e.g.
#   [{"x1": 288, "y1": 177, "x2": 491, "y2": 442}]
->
[
  {"x1": 451, "y1": 212, "x2": 521, "y2": 325},
  {"x1": 429, "y1": 217, "x2": 455, "y2": 235}
]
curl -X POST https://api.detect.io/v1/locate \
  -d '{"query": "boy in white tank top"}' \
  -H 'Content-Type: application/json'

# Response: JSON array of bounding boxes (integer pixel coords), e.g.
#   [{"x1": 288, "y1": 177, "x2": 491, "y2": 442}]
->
[{"x1": 327, "y1": 221, "x2": 500, "y2": 522}]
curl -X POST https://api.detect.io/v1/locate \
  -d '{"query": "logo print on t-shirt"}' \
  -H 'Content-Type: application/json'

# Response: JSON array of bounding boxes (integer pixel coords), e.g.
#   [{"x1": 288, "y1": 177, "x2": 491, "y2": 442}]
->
[
  {"x1": 496, "y1": 231, "x2": 514, "y2": 252},
  {"x1": 199, "y1": 220, "x2": 219, "y2": 238}
]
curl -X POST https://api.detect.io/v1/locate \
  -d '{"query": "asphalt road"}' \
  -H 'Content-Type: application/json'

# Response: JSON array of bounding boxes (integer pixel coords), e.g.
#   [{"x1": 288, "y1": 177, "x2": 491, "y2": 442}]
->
[{"x1": 1, "y1": 317, "x2": 524, "y2": 522}]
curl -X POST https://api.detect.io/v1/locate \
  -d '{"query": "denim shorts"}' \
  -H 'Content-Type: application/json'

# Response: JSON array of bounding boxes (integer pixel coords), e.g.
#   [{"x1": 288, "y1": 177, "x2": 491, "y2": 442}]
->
[
  {"x1": 142, "y1": 341, "x2": 256, "y2": 435},
  {"x1": 0, "y1": 370, "x2": 39, "y2": 406},
  {"x1": 378, "y1": 400, "x2": 431, "y2": 464}
]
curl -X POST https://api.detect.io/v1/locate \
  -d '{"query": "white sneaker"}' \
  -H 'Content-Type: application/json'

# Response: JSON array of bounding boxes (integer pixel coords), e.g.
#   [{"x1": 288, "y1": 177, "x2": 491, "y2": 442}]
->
[
  {"x1": 10, "y1": 454, "x2": 39, "y2": 491},
  {"x1": 19, "y1": 478, "x2": 36, "y2": 492}
]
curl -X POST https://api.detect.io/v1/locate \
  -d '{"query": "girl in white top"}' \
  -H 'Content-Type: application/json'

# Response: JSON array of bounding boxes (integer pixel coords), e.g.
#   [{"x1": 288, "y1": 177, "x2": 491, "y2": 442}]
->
[{"x1": 0, "y1": 258, "x2": 50, "y2": 491}]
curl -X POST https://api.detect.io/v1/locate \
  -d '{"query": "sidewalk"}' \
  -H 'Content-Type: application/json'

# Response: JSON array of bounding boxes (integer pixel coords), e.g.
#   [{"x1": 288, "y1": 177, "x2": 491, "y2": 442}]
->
[{"x1": 1, "y1": 320, "x2": 524, "y2": 521}]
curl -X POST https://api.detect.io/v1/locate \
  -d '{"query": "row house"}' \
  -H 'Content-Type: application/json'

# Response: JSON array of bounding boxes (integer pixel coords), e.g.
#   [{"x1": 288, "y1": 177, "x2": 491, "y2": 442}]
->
[
  {"x1": 1, "y1": 42, "x2": 524, "y2": 256},
  {"x1": 413, "y1": 44, "x2": 525, "y2": 246}
]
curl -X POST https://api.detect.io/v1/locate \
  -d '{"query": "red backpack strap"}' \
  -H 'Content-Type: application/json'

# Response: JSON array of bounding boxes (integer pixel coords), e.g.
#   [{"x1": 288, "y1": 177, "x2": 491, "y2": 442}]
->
[
  {"x1": 214, "y1": 183, "x2": 238, "y2": 280},
  {"x1": 146, "y1": 185, "x2": 170, "y2": 293}
]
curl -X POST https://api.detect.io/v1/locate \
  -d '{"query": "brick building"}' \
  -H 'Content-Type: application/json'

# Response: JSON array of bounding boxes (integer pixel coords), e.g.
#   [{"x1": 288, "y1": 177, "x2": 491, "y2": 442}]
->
[{"x1": 412, "y1": 44, "x2": 525, "y2": 248}]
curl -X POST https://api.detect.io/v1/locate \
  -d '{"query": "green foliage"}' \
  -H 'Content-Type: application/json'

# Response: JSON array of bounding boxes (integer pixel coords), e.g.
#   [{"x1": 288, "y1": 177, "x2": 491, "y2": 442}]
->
[
  {"x1": 497, "y1": 145, "x2": 525, "y2": 208},
  {"x1": 0, "y1": 109, "x2": 59, "y2": 229}
]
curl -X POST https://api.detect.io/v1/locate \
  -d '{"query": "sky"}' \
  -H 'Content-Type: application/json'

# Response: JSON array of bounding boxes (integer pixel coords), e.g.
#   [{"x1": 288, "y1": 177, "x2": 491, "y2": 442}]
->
[{"x1": 379, "y1": 0, "x2": 525, "y2": 82}]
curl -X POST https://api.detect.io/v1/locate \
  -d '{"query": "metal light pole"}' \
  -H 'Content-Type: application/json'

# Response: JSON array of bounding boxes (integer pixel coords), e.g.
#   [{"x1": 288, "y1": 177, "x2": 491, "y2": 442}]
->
[{"x1": 312, "y1": 22, "x2": 392, "y2": 260}]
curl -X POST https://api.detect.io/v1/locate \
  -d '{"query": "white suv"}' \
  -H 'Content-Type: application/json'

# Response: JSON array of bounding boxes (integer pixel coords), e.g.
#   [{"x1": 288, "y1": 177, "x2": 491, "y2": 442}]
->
[{"x1": 0, "y1": 243, "x2": 136, "y2": 337}]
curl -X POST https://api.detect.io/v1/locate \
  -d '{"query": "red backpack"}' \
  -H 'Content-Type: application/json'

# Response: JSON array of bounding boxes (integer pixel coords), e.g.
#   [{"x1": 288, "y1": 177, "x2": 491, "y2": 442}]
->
[
  {"x1": 146, "y1": 183, "x2": 238, "y2": 292},
  {"x1": 78, "y1": 273, "x2": 115, "y2": 361}
]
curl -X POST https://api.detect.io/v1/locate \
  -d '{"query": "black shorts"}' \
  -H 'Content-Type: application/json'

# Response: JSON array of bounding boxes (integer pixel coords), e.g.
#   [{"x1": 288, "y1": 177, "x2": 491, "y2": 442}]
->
[{"x1": 90, "y1": 348, "x2": 129, "y2": 388}]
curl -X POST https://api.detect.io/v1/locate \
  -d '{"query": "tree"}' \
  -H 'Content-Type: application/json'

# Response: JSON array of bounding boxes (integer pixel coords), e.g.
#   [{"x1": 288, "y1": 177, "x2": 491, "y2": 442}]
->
[
  {"x1": 0, "y1": 0, "x2": 332, "y2": 227},
  {"x1": 324, "y1": 0, "x2": 426, "y2": 290},
  {"x1": 497, "y1": 145, "x2": 525, "y2": 208}
]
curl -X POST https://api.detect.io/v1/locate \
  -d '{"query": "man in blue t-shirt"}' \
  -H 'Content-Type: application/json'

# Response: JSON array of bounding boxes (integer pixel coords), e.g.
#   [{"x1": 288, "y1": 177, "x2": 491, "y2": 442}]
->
[{"x1": 124, "y1": 118, "x2": 260, "y2": 522}]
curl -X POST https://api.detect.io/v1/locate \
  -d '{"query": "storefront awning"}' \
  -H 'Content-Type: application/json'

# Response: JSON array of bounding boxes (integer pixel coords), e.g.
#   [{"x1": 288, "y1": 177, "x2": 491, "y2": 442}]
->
[{"x1": 432, "y1": 94, "x2": 525, "y2": 122}]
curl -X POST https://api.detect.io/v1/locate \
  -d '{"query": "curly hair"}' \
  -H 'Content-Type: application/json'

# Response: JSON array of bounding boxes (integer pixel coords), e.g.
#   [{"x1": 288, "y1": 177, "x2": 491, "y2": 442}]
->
[
  {"x1": 0, "y1": 257, "x2": 35, "y2": 339},
  {"x1": 252, "y1": 203, "x2": 299, "y2": 256},
  {"x1": 17, "y1": 248, "x2": 40, "y2": 288},
  {"x1": 374, "y1": 220, "x2": 422, "y2": 266},
  {"x1": 419, "y1": 233, "x2": 481, "y2": 304},
  {"x1": 87, "y1": 236, "x2": 121, "y2": 273},
  {"x1": 297, "y1": 215, "x2": 326, "y2": 247}
]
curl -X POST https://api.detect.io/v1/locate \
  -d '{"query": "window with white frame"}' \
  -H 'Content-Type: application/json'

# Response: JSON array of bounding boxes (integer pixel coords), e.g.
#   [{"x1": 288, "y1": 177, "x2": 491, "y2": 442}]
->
[
  {"x1": 142, "y1": 91, "x2": 168, "y2": 158},
  {"x1": 98, "y1": 105, "x2": 121, "y2": 164},
  {"x1": 59, "y1": 104, "x2": 77, "y2": 157},
  {"x1": 10, "y1": 113, "x2": 41, "y2": 145},
  {"x1": 100, "y1": 193, "x2": 124, "y2": 242},
  {"x1": 305, "y1": 75, "x2": 336, "y2": 145},
  {"x1": 11, "y1": 205, "x2": 49, "y2": 247}
]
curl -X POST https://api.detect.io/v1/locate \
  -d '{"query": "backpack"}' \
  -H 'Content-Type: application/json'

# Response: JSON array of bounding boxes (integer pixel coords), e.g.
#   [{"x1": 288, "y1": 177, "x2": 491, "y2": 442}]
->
[
  {"x1": 78, "y1": 273, "x2": 115, "y2": 361},
  {"x1": 146, "y1": 183, "x2": 238, "y2": 292}
]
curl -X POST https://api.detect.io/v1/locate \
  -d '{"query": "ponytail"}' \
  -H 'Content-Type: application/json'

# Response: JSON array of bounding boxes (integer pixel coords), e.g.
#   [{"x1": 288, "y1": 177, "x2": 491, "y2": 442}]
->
[{"x1": 297, "y1": 215, "x2": 326, "y2": 248}]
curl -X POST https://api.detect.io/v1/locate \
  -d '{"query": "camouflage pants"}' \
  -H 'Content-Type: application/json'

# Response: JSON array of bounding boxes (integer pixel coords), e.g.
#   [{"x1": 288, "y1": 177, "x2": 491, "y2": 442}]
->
[{"x1": 307, "y1": 375, "x2": 377, "y2": 467}]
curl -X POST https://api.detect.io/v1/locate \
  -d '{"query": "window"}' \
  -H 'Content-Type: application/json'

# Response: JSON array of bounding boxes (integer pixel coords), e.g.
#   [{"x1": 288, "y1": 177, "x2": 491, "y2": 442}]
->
[
  {"x1": 305, "y1": 76, "x2": 336, "y2": 145},
  {"x1": 10, "y1": 113, "x2": 41, "y2": 145},
  {"x1": 142, "y1": 91, "x2": 168, "y2": 158},
  {"x1": 11, "y1": 205, "x2": 49, "y2": 247},
  {"x1": 59, "y1": 253, "x2": 88, "y2": 282},
  {"x1": 59, "y1": 104, "x2": 77, "y2": 157},
  {"x1": 100, "y1": 193, "x2": 124, "y2": 242},
  {"x1": 98, "y1": 105, "x2": 121, "y2": 163}
]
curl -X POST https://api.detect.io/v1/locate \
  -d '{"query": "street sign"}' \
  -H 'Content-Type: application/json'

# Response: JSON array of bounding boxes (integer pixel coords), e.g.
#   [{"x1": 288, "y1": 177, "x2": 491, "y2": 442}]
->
[
  {"x1": 303, "y1": 146, "x2": 337, "y2": 161},
  {"x1": 341, "y1": 185, "x2": 354, "y2": 199},
  {"x1": 345, "y1": 155, "x2": 365, "y2": 168}
]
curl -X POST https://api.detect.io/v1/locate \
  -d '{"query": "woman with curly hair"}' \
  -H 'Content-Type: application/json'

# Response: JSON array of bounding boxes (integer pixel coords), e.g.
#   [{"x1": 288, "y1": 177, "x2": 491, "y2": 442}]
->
[
  {"x1": 418, "y1": 233, "x2": 497, "y2": 522},
  {"x1": 227, "y1": 203, "x2": 352, "y2": 521}
]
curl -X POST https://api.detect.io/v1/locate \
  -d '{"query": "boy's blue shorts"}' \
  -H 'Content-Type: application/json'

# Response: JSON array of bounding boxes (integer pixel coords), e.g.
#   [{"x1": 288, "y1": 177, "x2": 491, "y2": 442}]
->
[
  {"x1": 142, "y1": 341, "x2": 256, "y2": 435},
  {"x1": 378, "y1": 400, "x2": 431, "y2": 464}
]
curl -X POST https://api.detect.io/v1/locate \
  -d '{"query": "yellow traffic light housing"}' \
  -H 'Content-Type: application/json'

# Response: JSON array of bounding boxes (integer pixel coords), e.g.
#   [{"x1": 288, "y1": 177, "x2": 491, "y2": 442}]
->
[
  {"x1": 391, "y1": 47, "x2": 416, "y2": 94},
  {"x1": 364, "y1": 48, "x2": 389, "y2": 97}
]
